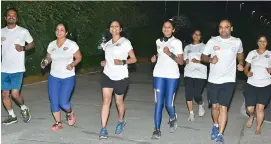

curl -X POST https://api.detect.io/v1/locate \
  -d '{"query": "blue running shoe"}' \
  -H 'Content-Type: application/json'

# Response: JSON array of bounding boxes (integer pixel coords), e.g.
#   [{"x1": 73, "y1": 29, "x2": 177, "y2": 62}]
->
[
  {"x1": 216, "y1": 134, "x2": 224, "y2": 144},
  {"x1": 99, "y1": 128, "x2": 108, "y2": 139},
  {"x1": 115, "y1": 120, "x2": 126, "y2": 134},
  {"x1": 211, "y1": 126, "x2": 219, "y2": 140}
]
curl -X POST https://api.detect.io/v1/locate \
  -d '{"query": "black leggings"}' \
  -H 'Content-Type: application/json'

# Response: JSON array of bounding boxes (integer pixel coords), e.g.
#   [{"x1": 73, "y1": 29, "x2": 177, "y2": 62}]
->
[{"x1": 184, "y1": 77, "x2": 206, "y2": 103}]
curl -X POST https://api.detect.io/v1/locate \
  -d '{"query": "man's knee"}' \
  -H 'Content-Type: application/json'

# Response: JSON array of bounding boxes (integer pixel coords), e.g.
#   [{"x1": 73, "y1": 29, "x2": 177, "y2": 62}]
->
[
  {"x1": 256, "y1": 104, "x2": 265, "y2": 112},
  {"x1": 2, "y1": 91, "x2": 10, "y2": 100},
  {"x1": 11, "y1": 90, "x2": 20, "y2": 99}
]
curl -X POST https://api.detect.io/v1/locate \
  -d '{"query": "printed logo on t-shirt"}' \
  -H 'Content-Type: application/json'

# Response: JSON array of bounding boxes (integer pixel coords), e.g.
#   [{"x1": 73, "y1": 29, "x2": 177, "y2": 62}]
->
[
  {"x1": 252, "y1": 55, "x2": 257, "y2": 60},
  {"x1": 213, "y1": 46, "x2": 220, "y2": 51},
  {"x1": 1, "y1": 37, "x2": 6, "y2": 41},
  {"x1": 50, "y1": 48, "x2": 56, "y2": 53},
  {"x1": 63, "y1": 47, "x2": 69, "y2": 51},
  {"x1": 187, "y1": 50, "x2": 192, "y2": 53},
  {"x1": 231, "y1": 47, "x2": 236, "y2": 52},
  {"x1": 116, "y1": 43, "x2": 121, "y2": 46},
  {"x1": 265, "y1": 55, "x2": 270, "y2": 58}
]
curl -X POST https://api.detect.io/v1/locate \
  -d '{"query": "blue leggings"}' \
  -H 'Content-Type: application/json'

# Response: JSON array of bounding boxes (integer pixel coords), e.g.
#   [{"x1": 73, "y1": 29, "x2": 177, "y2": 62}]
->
[
  {"x1": 154, "y1": 77, "x2": 179, "y2": 129},
  {"x1": 48, "y1": 74, "x2": 75, "y2": 112}
]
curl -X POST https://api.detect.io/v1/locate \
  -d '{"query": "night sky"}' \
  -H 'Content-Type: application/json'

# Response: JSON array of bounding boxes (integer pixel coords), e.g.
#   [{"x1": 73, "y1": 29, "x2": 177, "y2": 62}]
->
[{"x1": 143, "y1": 1, "x2": 271, "y2": 50}]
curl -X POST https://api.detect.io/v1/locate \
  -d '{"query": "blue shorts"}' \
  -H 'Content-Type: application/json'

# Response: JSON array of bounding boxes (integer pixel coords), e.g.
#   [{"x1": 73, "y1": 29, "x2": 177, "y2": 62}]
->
[{"x1": 1, "y1": 72, "x2": 24, "y2": 91}]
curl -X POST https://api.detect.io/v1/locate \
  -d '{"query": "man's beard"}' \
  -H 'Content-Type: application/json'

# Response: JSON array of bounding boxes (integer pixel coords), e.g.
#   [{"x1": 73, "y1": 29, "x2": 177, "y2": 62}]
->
[
  {"x1": 7, "y1": 19, "x2": 16, "y2": 25},
  {"x1": 220, "y1": 33, "x2": 230, "y2": 38}
]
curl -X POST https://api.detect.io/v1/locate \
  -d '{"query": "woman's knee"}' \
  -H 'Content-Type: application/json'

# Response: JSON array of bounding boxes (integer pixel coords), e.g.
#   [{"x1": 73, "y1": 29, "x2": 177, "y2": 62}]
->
[
  {"x1": 115, "y1": 96, "x2": 124, "y2": 106},
  {"x1": 59, "y1": 101, "x2": 71, "y2": 111},
  {"x1": 212, "y1": 104, "x2": 220, "y2": 110},
  {"x1": 51, "y1": 102, "x2": 60, "y2": 112}
]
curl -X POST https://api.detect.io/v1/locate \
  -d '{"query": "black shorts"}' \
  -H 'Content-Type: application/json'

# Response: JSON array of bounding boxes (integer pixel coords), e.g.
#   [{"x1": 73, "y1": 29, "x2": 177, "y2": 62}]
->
[
  {"x1": 244, "y1": 83, "x2": 271, "y2": 107},
  {"x1": 101, "y1": 73, "x2": 129, "y2": 95},
  {"x1": 184, "y1": 77, "x2": 206, "y2": 102},
  {"x1": 207, "y1": 82, "x2": 235, "y2": 107}
]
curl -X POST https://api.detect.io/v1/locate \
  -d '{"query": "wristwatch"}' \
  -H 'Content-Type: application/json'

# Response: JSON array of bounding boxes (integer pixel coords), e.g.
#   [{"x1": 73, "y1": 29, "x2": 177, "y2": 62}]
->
[{"x1": 122, "y1": 60, "x2": 126, "y2": 65}]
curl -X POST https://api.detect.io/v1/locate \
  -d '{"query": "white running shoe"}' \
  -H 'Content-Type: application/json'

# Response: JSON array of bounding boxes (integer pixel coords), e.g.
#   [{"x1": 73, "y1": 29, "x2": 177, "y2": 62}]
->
[
  {"x1": 188, "y1": 112, "x2": 195, "y2": 121},
  {"x1": 198, "y1": 104, "x2": 205, "y2": 117}
]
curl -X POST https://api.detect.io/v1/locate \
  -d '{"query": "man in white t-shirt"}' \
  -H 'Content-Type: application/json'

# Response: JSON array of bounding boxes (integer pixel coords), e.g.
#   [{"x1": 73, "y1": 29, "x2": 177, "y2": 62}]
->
[
  {"x1": 201, "y1": 19, "x2": 244, "y2": 143},
  {"x1": 1, "y1": 8, "x2": 34, "y2": 125}
]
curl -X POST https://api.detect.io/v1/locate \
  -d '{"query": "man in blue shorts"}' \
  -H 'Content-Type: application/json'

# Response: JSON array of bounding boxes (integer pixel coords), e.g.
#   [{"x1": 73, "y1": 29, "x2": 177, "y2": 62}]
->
[{"x1": 1, "y1": 8, "x2": 35, "y2": 125}]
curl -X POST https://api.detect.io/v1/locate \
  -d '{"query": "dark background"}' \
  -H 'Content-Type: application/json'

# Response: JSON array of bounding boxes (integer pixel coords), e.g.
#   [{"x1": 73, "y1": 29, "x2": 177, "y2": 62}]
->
[{"x1": 1, "y1": 1, "x2": 271, "y2": 79}]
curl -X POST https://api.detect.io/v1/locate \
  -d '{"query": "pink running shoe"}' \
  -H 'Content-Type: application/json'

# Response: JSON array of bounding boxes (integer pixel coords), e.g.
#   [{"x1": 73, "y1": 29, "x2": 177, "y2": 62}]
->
[
  {"x1": 67, "y1": 112, "x2": 76, "y2": 126},
  {"x1": 51, "y1": 122, "x2": 63, "y2": 131}
]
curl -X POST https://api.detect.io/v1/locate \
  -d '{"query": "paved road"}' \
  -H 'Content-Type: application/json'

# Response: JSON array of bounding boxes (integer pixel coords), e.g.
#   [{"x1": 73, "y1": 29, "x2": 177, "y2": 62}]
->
[{"x1": 2, "y1": 63, "x2": 271, "y2": 144}]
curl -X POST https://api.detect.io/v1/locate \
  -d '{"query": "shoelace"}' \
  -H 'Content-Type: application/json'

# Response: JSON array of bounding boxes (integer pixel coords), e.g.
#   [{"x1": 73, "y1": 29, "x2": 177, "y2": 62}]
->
[
  {"x1": 101, "y1": 129, "x2": 107, "y2": 135},
  {"x1": 153, "y1": 130, "x2": 160, "y2": 135},
  {"x1": 21, "y1": 110, "x2": 28, "y2": 117},
  {"x1": 4, "y1": 115, "x2": 14, "y2": 122},
  {"x1": 168, "y1": 117, "x2": 176, "y2": 127},
  {"x1": 116, "y1": 122, "x2": 123, "y2": 129},
  {"x1": 67, "y1": 113, "x2": 73, "y2": 120},
  {"x1": 53, "y1": 122, "x2": 62, "y2": 127}
]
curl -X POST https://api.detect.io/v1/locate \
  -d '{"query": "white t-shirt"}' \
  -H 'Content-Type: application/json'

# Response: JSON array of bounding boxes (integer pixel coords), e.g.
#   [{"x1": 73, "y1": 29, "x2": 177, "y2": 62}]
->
[
  {"x1": 245, "y1": 50, "x2": 271, "y2": 87},
  {"x1": 1, "y1": 25, "x2": 33, "y2": 73},
  {"x1": 202, "y1": 36, "x2": 243, "y2": 84},
  {"x1": 47, "y1": 39, "x2": 79, "y2": 78},
  {"x1": 184, "y1": 43, "x2": 207, "y2": 79},
  {"x1": 102, "y1": 37, "x2": 133, "y2": 81},
  {"x1": 153, "y1": 36, "x2": 183, "y2": 78}
]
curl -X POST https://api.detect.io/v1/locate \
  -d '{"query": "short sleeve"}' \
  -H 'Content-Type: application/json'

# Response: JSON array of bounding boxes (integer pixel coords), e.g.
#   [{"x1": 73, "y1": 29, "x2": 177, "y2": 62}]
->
[
  {"x1": 245, "y1": 51, "x2": 254, "y2": 64},
  {"x1": 183, "y1": 46, "x2": 188, "y2": 60},
  {"x1": 237, "y1": 39, "x2": 243, "y2": 53},
  {"x1": 202, "y1": 39, "x2": 213, "y2": 55},
  {"x1": 123, "y1": 39, "x2": 133, "y2": 52},
  {"x1": 199, "y1": 44, "x2": 206, "y2": 53},
  {"x1": 47, "y1": 42, "x2": 53, "y2": 54},
  {"x1": 171, "y1": 39, "x2": 183, "y2": 54},
  {"x1": 71, "y1": 41, "x2": 79, "y2": 53},
  {"x1": 23, "y1": 29, "x2": 33, "y2": 43}
]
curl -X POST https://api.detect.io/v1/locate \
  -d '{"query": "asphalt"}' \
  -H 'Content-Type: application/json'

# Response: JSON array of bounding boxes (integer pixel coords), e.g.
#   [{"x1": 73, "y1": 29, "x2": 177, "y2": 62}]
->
[{"x1": 2, "y1": 63, "x2": 271, "y2": 144}]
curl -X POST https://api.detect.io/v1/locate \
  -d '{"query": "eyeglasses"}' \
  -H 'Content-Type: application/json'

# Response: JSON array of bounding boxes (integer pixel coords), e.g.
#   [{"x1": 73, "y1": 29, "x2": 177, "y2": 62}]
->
[{"x1": 193, "y1": 33, "x2": 201, "y2": 36}]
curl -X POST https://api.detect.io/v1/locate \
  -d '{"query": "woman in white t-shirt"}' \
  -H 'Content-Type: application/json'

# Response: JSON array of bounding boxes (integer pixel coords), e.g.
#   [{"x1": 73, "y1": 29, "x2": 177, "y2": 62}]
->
[
  {"x1": 150, "y1": 19, "x2": 184, "y2": 139},
  {"x1": 41, "y1": 23, "x2": 82, "y2": 131},
  {"x1": 244, "y1": 35, "x2": 271, "y2": 135},
  {"x1": 99, "y1": 20, "x2": 137, "y2": 139},
  {"x1": 183, "y1": 30, "x2": 207, "y2": 121}
]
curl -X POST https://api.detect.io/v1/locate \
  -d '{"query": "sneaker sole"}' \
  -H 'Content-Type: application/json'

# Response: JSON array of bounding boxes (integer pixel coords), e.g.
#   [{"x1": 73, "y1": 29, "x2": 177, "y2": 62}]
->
[
  {"x1": 3, "y1": 120, "x2": 18, "y2": 125},
  {"x1": 99, "y1": 136, "x2": 108, "y2": 139},
  {"x1": 52, "y1": 127, "x2": 63, "y2": 131},
  {"x1": 68, "y1": 119, "x2": 76, "y2": 126},
  {"x1": 151, "y1": 135, "x2": 161, "y2": 139},
  {"x1": 216, "y1": 141, "x2": 224, "y2": 144}
]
